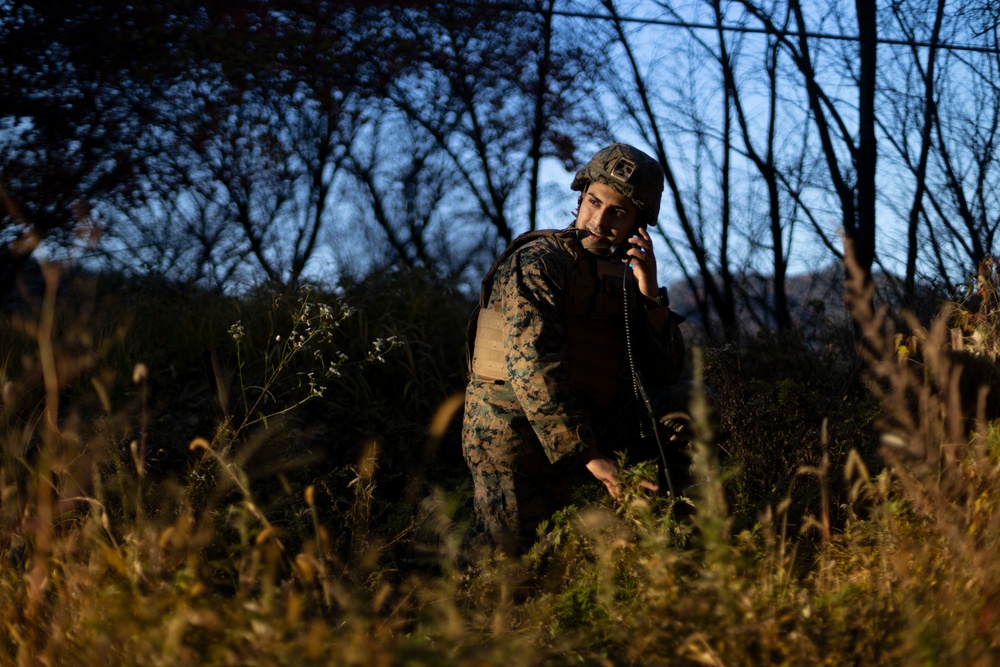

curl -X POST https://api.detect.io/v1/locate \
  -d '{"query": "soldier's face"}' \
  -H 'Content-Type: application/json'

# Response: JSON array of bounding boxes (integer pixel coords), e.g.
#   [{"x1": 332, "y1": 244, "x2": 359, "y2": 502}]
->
[{"x1": 575, "y1": 182, "x2": 639, "y2": 253}]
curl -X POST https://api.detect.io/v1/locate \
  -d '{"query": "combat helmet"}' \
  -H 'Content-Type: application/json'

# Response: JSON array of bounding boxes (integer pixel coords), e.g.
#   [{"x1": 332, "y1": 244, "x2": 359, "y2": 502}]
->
[{"x1": 571, "y1": 143, "x2": 665, "y2": 227}]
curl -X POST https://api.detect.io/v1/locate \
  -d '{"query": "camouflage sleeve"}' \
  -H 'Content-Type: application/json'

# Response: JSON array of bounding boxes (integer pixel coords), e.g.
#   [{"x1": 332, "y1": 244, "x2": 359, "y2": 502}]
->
[{"x1": 492, "y1": 237, "x2": 596, "y2": 464}]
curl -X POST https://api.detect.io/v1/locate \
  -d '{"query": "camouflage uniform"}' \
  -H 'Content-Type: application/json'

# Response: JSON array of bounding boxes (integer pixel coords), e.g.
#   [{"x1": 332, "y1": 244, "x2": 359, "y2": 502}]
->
[{"x1": 462, "y1": 226, "x2": 688, "y2": 554}]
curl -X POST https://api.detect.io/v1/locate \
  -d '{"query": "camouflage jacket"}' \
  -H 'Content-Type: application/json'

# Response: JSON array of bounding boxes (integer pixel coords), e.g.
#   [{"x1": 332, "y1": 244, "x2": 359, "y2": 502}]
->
[{"x1": 466, "y1": 227, "x2": 685, "y2": 465}]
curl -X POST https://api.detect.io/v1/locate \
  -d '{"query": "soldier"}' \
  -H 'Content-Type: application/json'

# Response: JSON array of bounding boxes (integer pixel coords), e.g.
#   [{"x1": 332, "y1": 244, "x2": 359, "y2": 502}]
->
[{"x1": 462, "y1": 143, "x2": 698, "y2": 555}]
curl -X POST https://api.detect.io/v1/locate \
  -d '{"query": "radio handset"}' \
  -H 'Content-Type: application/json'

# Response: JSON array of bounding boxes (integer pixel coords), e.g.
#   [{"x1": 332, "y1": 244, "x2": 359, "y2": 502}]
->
[{"x1": 608, "y1": 242, "x2": 632, "y2": 262}]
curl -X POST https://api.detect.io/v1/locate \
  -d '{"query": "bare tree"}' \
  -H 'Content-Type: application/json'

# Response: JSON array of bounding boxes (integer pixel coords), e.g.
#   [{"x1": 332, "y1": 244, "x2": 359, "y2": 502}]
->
[
  {"x1": 887, "y1": 0, "x2": 946, "y2": 305},
  {"x1": 878, "y1": 0, "x2": 1000, "y2": 299},
  {"x1": 711, "y1": 0, "x2": 794, "y2": 330},
  {"x1": 190, "y1": 90, "x2": 347, "y2": 288},
  {"x1": 755, "y1": 1, "x2": 875, "y2": 276},
  {"x1": 339, "y1": 103, "x2": 485, "y2": 283},
  {"x1": 601, "y1": 0, "x2": 740, "y2": 340},
  {"x1": 386, "y1": 1, "x2": 601, "y2": 253},
  {"x1": 857, "y1": 0, "x2": 878, "y2": 284}
]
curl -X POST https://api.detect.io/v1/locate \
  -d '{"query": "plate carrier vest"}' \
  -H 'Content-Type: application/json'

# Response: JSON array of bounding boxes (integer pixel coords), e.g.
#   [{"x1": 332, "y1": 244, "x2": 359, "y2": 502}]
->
[{"x1": 466, "y1": 228, "x2": 631, "y2": 406}]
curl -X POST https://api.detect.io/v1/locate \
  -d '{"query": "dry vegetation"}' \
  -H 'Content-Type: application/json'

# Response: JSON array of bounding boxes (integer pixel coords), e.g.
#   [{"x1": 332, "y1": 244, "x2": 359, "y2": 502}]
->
[{"x1": 2, "y1": 254, "x2": 1000, "y2": 665}]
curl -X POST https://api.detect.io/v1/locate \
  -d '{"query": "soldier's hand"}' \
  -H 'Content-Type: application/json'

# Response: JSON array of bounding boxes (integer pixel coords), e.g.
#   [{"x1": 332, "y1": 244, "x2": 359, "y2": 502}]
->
[
  {"x1": 585, "y1": 454, "x2": 622, "y2": 499},
  {"x1": 582, "y1": 447, "x2": 659, "y2": 499},
  {"x1": 627, "y1": 227, "x2": 659, "y2": 299}
]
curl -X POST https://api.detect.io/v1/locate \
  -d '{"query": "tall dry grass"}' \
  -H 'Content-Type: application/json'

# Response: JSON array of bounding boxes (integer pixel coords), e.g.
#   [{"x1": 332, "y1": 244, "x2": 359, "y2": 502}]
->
[{"x1": 0, "y1": 253, "x2": 999, "y2": 665}]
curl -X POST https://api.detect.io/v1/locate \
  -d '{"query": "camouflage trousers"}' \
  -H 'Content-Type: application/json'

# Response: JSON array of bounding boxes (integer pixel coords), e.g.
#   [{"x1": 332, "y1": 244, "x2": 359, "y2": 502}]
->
[{"x1": 461, "y1": 378, "x2": 703, "y2": 555}]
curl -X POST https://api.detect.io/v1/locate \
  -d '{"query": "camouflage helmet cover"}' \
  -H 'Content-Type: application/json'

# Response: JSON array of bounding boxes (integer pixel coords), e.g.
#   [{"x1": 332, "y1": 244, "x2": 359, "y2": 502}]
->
[{"x1": 570, "y1": 143, "x2": 665, "y2": 226}]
